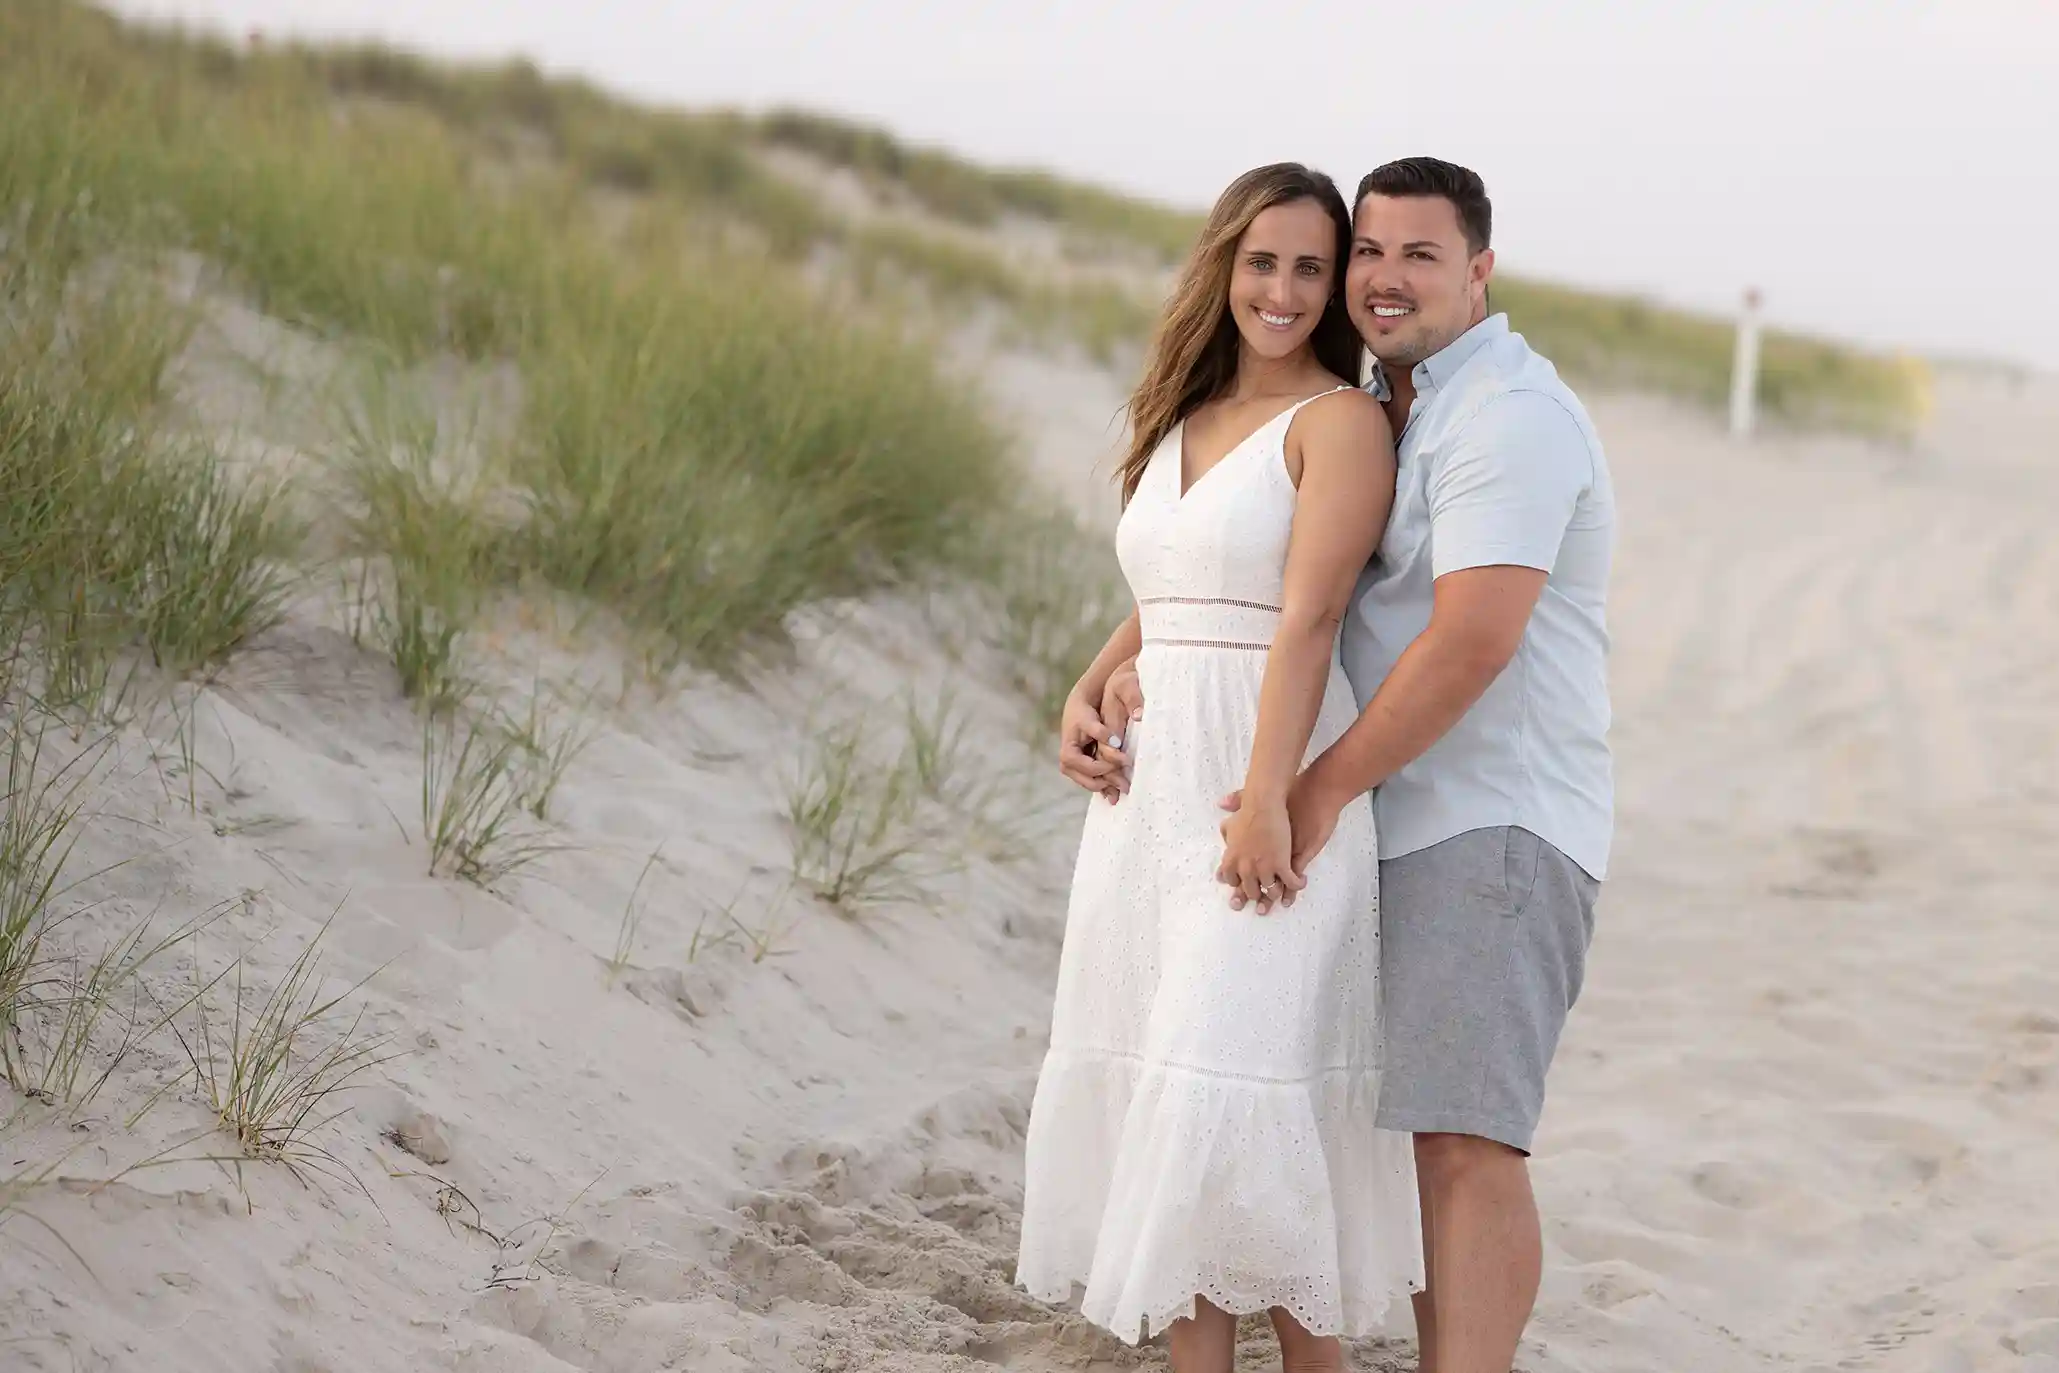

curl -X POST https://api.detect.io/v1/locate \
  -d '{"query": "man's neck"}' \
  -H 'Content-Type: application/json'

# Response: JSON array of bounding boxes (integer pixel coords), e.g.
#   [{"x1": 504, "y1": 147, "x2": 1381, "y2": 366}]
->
[{"x1": 1376, "y1": 308, "x2": 1489, "y2": 433}]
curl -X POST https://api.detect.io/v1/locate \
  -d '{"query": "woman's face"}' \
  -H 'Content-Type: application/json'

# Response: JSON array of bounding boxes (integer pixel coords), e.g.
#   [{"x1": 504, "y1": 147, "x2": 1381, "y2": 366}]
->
[{"x1": 1225, "y1": 197, "x2": 1337, "y2": 362}]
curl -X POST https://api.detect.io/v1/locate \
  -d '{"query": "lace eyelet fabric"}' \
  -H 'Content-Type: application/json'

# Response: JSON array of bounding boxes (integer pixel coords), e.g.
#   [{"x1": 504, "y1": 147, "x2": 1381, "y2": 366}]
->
[{"x1": 1016, "y1": 394, "x2": 1425, "y2": 1343}]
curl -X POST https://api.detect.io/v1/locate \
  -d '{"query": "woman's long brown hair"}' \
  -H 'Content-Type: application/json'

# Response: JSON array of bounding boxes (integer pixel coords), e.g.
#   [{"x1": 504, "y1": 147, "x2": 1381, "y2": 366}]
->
[{"x1": 1118, "y1": 163, "x2": 1359, "y2": 502}]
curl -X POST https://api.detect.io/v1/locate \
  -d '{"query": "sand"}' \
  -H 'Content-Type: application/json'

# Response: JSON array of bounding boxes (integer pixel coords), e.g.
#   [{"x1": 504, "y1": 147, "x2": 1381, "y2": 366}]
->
[{"x1": 2, "y1": 288, "x2": 2055, "y2": 1373}]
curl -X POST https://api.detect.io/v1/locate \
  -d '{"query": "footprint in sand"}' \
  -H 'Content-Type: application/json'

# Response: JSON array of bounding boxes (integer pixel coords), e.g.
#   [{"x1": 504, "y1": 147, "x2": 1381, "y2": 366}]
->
[
  {"x1": 1687, "y1": 1159, "x2": 1775, "y2": 1210},
  {"x1": 1575, "y1": 1261, "x2": 1658, "y2": 1310},
  {"x1": 1829, "y1": 1109, "x2": 1970, "y2": 1189},
  {"x1": 1551, "y1": 1218, "x2": 1702, "y2": 1281},
  {"x1": 1985, "y1": 1057, "x2": 2051, "y2": 1096},
  {"x1": 2002, "y1": 1318, "x2": 2059, "y2": 1359}
]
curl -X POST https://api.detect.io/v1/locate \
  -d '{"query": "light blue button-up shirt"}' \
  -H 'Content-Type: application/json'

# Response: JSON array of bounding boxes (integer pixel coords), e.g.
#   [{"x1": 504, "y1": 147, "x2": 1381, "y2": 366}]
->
[{"x1": 1342, "y1": 314, "x2": 1617, "y2": 880}]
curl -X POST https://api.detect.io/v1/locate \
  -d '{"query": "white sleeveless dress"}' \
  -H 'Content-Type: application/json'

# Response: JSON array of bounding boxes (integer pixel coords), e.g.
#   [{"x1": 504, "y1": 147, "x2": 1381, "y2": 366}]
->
[{"x1": 1016, "y1": 390, "x2": 1423, "y2": 1344}]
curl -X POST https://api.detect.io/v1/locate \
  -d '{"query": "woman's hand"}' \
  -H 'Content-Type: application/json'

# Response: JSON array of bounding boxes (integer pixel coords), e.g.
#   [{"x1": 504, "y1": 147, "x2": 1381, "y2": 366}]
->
[
  {"x1": 1099, "y1": 662, "x2": 1144, "y2": 744},
  {"x1": 1216, "y1": 793, "x2": 1305, "y2": 914},
  {"x1": 1058, "y1": 690, "x2": 1129, "y2": 802},
  {"x1": 1217, "y1": 770, "x2": 1349, "y2": 909},
  {"x1": 1089, "y1": 664, "x2": 1145, "y2": 804}
]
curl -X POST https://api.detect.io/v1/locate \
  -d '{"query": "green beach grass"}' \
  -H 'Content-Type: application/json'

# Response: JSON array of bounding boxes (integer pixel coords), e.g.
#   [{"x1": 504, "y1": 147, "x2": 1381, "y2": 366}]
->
[
  {"x1": 5, "y1": 0, "x2": 1011, "y2": 678},
  {"x1": 15, "y1": 1, "x2": 1927, "y2": 434},
  {"x1": 1491, "y1": 276, "x2": 1931, "y2": 435}
]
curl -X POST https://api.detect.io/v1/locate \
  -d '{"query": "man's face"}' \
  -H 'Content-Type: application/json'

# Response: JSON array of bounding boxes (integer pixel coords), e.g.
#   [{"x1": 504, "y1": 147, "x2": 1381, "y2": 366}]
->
[{"x1": 1345, "y1": 193, "x2": 1494, "y2": 368}]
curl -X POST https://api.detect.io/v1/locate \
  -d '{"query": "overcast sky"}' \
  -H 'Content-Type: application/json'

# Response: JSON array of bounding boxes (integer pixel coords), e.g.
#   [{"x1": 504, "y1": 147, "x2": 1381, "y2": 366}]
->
[{"x1": 111, "y1": 0, "x2": 2059, "y2": 369}]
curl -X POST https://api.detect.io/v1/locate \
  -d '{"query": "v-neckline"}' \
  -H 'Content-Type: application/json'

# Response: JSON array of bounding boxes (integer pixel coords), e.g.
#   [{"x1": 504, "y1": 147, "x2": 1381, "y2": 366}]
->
[
  {"x1": 1175, "y1": 408, "x2": 1284, "y2": 503},
  {"x1": 1175, "y1": 389, "x2": 1342, "y2": 502}
]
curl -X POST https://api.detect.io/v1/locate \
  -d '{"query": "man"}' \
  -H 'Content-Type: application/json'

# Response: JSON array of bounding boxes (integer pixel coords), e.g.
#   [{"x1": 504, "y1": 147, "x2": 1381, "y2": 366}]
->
[{"x1": 1086, "y1": 158, "x2": 1615, "y2": 1372}]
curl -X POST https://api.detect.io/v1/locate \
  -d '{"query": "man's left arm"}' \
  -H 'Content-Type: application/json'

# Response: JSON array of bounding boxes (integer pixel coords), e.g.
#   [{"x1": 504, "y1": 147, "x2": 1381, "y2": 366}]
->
[{"x1": 1287, "y1": 391, "x2": 1593, "y2": 868}]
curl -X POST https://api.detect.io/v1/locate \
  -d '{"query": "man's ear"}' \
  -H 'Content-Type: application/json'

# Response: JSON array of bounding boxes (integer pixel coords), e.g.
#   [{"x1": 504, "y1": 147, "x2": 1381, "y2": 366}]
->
[{"x1": 1471, "y1": 247, "x2": 1496, "y2": 309}]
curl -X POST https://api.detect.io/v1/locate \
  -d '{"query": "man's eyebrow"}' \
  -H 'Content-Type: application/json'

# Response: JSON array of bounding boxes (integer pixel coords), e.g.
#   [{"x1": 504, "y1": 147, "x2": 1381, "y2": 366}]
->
[{"x1": 1353, "y1": 237, "x2": 1448, "y2": 251}]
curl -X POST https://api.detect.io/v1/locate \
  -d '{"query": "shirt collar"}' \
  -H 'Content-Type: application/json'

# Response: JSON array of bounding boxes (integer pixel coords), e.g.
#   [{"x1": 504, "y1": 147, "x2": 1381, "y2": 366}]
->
[
  {"x1": 1361, "y1": 313, "x2": 1508, "y2": 404},
  {"x1": 1414, "y1": 313, "x2": 1508, "y2": 396},
  {"x1": 1361, "y1": 353, "x2": 1393, "y2": 402}
]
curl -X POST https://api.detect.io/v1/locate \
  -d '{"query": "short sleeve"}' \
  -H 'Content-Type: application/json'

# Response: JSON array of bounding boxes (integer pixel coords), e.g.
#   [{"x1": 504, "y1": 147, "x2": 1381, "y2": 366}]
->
[{"x1": 1427, "y1": 391, "x2": 1593, "y2": 578}]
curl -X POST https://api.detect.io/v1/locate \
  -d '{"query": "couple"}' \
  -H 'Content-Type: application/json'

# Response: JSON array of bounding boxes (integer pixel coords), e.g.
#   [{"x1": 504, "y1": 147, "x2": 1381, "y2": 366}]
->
[{"x1": 1015, "y1": 157, "x2": 1615, "y2": 1373}]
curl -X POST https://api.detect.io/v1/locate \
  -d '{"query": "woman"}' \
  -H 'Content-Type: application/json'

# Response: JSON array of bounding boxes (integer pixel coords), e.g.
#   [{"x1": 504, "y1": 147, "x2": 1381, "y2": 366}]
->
[{"x1": 1015, "y1": 164, "x2": 1422, "y2": 1371}]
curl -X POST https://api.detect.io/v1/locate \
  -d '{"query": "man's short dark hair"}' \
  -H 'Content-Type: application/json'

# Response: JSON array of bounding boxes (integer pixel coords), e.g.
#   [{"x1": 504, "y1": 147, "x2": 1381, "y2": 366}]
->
[{"x1": 1355, "y1": 158, "x2": 1492, "y2": 254}]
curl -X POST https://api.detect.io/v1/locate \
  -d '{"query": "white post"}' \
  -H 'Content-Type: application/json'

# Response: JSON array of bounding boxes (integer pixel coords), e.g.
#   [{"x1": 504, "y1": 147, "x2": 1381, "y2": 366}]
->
[{"x1": 1729, "y1": 287, "x2": 1762, "y2": 440}]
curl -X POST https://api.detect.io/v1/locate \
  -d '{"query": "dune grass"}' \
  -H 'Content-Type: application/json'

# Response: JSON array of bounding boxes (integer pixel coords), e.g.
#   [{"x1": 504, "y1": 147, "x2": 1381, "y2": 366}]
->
[
  {"x1": 146, "y1": 21, "x2": 1194, "y2": 261},
  {"x1": 0, "y1": 205, "x2": 295, "y2": 1108},
  {"x1": 783, "y1": 683, "x2": 1057, "y2": 913},
  {"x1": 410, "y1": 673, "x2": 589, "y2": 888},
  {"x1": 7, "y1": 3, "x2": 1012, "y2": 681},
  {"x1": 1, "y1": 9, "x2": 543, "y2": 362},
  {"x1": 899, "y1": 686, "x2": 978, "y2": 804},
  {"x1": 971, "y1": 505, "x2": 1131, "y2": 736},
  {"x1": 18, "y1": 1, "x2": 1925, "y2": 434},
  {"x1": 0, "y1": 700, "x2": 226, "y2": 1112},
  {"x1": 753, "y1": 109, "x2": 1202, "y2": 262},
  {"x1": 605, "y1": 846, "x2": 662, "y2": 985},
  {"x1": 8, "y1": 905, "x2": 217, "y2": 1112},
  {"x1": 0, "y1": 712, "x2": 105, "y2": 1099},
  {"x1": 846, "y1": 220, "x2": 1158, "y2": 361},
  {"x1": 1493, "y1": 276, "x2": 1931, "y2": 435},
  {"x1": 420, "y1": 704, "x2": 566, "y2": 888},
  {"x1": 495, "y1": 683, "x2": 601, "y2": 823},
  {"x1": 334, "y1": 368, "x2": 505, "y2": 709},
  {"x1": 785, "y1": 716, "x2": 931, "y2": 911},
  {"x1": 275, "y1": 13, "x2": 1932, "y2": 431},
  {"x1": 283, "y1": 37, "x2": 838, "y2": 256},
  {"x1": 172, "y1": 918, "x2": 400, "y2": 1189},
  {"x1": 511, "y1": 243, "x2": 1006, "y2": 669},
  {"x1": 1, "y1": 156, "x2": 301, "y2": 712}
]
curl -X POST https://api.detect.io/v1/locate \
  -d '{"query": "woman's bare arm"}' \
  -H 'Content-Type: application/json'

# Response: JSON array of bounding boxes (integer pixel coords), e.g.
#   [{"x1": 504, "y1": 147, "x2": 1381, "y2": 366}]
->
[{"x1": 1217, "y1": 390, "x2": 1396, "y2": 908}]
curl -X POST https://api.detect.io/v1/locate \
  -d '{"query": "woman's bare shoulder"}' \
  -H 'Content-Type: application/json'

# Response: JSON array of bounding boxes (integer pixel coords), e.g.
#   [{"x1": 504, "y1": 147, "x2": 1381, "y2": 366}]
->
[{"x1": 1294, "y1": 385, "x2": 1393, "y2": 449}]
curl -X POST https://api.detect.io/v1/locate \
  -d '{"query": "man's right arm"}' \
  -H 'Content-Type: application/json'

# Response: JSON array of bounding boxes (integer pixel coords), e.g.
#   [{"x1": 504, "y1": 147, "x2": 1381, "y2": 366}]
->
[
  {"x1": 1293, "y1": 391, "x2": 1592, "y2": 859},
  {"x1": 1297, "y1": 564, "x2": 1547, "y2": 819}
]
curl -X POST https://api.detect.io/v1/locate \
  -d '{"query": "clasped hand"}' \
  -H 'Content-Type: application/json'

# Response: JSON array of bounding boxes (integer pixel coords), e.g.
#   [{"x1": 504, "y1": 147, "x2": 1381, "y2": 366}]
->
[{"x1": 1215, "y1": 776, "x2": 1346, "y2": 915}]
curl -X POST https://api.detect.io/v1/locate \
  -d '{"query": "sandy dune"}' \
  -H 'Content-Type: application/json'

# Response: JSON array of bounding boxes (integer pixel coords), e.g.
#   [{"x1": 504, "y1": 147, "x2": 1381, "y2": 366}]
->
[{"x1": 2, "y1": 307, "x2": 2055, "y2": 1373}]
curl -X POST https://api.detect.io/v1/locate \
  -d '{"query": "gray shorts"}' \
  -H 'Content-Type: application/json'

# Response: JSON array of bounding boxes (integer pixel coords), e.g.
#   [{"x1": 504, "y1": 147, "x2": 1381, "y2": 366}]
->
[{"x1": 1374, "y1": 826, "x2": 1599, "y2": 1154}]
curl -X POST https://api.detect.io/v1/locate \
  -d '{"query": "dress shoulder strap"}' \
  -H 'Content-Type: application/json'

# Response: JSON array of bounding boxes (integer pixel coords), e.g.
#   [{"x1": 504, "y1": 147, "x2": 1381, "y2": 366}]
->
[{"x1": 1277, "y1": 383, "x2": 1361, "y2": 430}]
